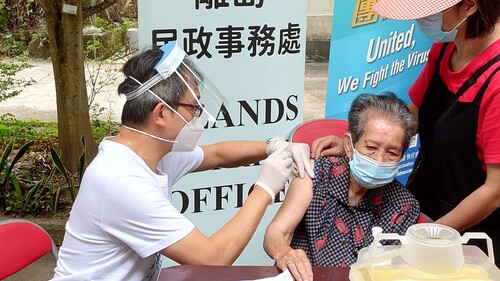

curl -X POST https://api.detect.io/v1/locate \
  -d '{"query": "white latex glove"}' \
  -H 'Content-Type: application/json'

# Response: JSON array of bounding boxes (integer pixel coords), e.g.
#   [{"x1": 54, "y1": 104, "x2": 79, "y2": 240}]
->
[
  {"x1": 256, "y1": 146, "x2": 293, "y2": 202},
  {"x1": 287, "y1": 142, "x2": 314, "y2": 179},
  {"x1": 266, "y1": 137, "x2": 314, "y2": 179}
]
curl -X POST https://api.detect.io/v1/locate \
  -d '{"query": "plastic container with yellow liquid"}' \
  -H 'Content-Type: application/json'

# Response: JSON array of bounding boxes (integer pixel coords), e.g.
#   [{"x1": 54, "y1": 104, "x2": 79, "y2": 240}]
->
[{"x1": 349, "y1": 223, "x2": 500, "y2": 281}]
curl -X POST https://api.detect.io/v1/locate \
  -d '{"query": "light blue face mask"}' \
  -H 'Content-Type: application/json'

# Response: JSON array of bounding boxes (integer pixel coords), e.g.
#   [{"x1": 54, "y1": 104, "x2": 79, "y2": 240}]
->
[
  {"x1": 416, "y1": 9, "x2": 468, "y2": 42},
  {"x1": 348, "y1": 136, "x2": 400, "y2": 189}
]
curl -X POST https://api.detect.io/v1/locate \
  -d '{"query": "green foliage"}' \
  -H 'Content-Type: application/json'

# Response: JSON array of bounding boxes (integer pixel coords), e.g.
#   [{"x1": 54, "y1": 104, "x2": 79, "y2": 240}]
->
[
  {"x1": 0, "y1": 113, "x2": 120, "y2": 146},
  {"x1": 85, "y1": 17, "x2": 132, "y2": 61},
  {"x1": 0, "y1": 0, "x2": 139, "y2": 58},
  {"x1": 6, "y1": 170, "x2": 54, "y2": 216},
  {"x1": 49, "y1": 143, "x2": 85, "y2": 212},
  {"x1": 0, "y1": 115, "x2": 120, "y2": 216},
  {"x1": 0, "y1": 140, "x2": 34, "y2": 210},
  {"x1": 84, "y1": 17, "x2": 134, "y2": 121},
  {"x1": 0, "y1": 139, "x2": 56, "y2": 216},
  {"x1": 0, "y1": 34, "x2": 24, "y2": 57},
  {"x1": 90, "y1": 106, "x2": 121, "y2": 138},
  {"x1": 0, "y1": 139, "x2": 86, "y2": 216},
  {"x1": 0, "y1": 114, "x2": 57, "y2": 144},
  {"x1": 0, "y1": 60, "x2": 36, "y2": 102},
  {"x1": 0, "y1": 1, "x2": 8, "y2": 29},
  {"x1": 27, "y1": 19, "x2": 48, "y2": 52},
  {"x1": 0, "y1": 0, "x2": 44, "y2": 57}
]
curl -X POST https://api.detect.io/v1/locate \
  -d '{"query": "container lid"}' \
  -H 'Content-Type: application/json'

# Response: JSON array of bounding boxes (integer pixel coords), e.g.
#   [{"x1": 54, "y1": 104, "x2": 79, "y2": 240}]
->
[{"x1": 405, "y1": 223, "x2": 461, "y2": 246}]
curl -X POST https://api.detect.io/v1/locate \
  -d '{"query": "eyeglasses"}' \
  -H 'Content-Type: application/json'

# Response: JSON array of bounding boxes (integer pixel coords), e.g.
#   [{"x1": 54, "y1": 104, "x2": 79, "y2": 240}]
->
[{"x1": 176, "y1": 102, "x2": 204, "y2": 117}]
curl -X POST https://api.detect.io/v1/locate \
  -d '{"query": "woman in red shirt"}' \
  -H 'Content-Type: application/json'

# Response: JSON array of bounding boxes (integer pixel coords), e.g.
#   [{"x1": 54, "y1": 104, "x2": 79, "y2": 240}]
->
[{"x1": 373, "y1": 0, "x2": 500, "y2": 265}]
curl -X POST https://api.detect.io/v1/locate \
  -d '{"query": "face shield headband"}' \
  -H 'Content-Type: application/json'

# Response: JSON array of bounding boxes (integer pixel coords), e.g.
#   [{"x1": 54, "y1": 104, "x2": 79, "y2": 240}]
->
[{"x1": 123, "y1": 41, "x2": 227, "y2": 124}]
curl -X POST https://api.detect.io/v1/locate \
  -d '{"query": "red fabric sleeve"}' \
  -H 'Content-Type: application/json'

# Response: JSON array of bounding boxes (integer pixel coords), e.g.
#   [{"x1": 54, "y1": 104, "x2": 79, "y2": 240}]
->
[
  {"x1": 409, "y1": 39, "x2": 500, "y2": 166},
  {"x1": 478, "y1": 72, "x2": 500, "y2": 165}
]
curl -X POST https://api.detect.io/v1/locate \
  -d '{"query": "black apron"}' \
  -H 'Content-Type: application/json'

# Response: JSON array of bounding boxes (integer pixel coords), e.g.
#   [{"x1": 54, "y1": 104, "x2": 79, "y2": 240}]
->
[{"x1": 407, "y1": 43, "x2": 500, "y2": 265}]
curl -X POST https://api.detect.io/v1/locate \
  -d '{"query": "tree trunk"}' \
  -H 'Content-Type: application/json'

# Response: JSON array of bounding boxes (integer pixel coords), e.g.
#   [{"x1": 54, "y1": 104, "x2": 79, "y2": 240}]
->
[{"x1": 41, "y1": 0, "x2": 98, "y2": 172}]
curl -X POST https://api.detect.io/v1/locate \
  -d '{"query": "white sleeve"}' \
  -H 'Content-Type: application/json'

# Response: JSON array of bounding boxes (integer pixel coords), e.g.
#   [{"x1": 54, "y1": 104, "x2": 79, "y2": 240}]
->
[
  {"x1": 158, "y1": 146, "x2": 204, "y2": 184},
  {"x1": 100, "y1": 176, "x2": 195, "y2": 258}
]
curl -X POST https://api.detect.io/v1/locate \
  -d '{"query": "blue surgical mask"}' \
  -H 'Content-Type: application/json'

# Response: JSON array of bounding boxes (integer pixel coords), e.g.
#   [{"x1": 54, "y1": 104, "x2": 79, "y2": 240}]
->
[
  {"x1": 416, "y1": 11, "x2": 468, "y2": 42},
  {"x1": 348, "y1": 136, "x2": 400, "y2": 189}
]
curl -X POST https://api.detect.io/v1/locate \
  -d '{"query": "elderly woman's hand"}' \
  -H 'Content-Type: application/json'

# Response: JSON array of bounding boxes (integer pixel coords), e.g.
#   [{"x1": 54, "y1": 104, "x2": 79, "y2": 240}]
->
[
  {"x1": 275, "y1": 248, "x2": 313, "y2": 281},
  {"x1": 311, "y1": 135, "x2": 345, "y2": 159}
]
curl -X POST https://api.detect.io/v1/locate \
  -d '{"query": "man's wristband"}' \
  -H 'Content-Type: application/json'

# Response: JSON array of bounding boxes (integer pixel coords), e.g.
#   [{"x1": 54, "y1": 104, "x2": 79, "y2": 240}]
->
[{"x1": 265, "y1": 136, "x2": 286, "y2": 156}]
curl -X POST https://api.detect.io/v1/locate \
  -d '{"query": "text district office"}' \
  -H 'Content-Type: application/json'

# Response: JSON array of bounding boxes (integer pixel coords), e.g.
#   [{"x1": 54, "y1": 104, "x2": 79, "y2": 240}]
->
[{"x1": 173, "y1": 177, "x2": 288, "y2": 214}]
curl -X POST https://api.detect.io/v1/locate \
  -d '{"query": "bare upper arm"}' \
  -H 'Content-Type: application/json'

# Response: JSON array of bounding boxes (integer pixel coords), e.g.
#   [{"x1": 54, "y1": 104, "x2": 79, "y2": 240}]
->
[{"x1": 266, "y1": 160, "x2": 315, "y2": 241}]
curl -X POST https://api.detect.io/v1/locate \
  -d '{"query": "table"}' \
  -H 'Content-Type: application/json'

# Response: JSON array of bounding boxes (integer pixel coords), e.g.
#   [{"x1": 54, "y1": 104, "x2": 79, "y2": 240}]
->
[{"x1": 159, "y1": 265, "x2": 350, "y2": 281}]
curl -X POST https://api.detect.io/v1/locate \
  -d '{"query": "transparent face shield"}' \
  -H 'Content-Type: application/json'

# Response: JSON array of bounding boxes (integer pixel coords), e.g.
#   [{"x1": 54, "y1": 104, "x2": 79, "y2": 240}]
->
[{"x1": 125, "y1": 41, "x2": 228, "y2": 125}]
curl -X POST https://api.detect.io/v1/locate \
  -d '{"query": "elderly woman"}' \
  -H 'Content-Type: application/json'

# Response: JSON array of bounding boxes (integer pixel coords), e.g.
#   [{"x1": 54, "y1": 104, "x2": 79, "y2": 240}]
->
[{"x1": 263, "y1": 93, "x2": 420, "y2": 281}]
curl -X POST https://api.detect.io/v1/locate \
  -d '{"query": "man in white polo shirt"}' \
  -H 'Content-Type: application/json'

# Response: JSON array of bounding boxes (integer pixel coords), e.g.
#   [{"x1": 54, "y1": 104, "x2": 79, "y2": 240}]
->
[{"x1": 51, "y1": 41, "x2": 313, "y2": 281}]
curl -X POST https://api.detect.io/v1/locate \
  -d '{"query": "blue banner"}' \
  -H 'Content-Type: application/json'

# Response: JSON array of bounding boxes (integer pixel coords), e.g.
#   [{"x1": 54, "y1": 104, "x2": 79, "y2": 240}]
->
[{"x1": 325, "y1": 0, "x2": 432, "y2": 184}]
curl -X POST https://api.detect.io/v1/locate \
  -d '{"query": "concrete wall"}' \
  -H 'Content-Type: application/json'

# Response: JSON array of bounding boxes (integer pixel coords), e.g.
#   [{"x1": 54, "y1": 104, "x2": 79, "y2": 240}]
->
[
  {"x1": 306, "y1": 0, "x2": 333, "y2": 61},
  {"x1": 307, "y1": 0, "x2": 333, "y2": 41}
]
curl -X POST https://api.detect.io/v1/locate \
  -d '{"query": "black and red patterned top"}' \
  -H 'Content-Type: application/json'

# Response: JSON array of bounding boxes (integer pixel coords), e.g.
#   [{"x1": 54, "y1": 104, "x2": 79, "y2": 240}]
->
[{"x1": 290, "y1": 156, "x2": 420, "y2": 267}]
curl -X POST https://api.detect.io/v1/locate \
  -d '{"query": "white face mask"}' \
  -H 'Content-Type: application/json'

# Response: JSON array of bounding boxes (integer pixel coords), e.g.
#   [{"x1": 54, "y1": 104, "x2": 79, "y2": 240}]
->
[
  {"x1": 172, "y1": 116, "x2": 204, "y2": 152},
  {"x1": 123, "y1": 78, "x2": 204, "y2": 152},
  {"x1": 122, "y1": 112, "x2": 204, "y2": 152},
  {"x1": 123, "y1": 115, "x2": 203, "y2": 152}
]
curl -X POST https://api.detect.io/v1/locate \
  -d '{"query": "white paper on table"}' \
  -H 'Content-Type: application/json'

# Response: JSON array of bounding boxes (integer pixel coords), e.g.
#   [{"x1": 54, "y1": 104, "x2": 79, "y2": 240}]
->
[{"x1": 240, "y1": 269, "x2": 294, "y2": 281}]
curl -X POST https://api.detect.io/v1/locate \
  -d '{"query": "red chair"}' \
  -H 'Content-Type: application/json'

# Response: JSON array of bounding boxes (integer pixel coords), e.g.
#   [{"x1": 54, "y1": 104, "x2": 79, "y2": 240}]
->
[
  {"x1": 0, "y1": 219, "x2": 59, "y2": 279},
  {"x1": 290, "y1": 118, "x2": 349, "y2": 148}
]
